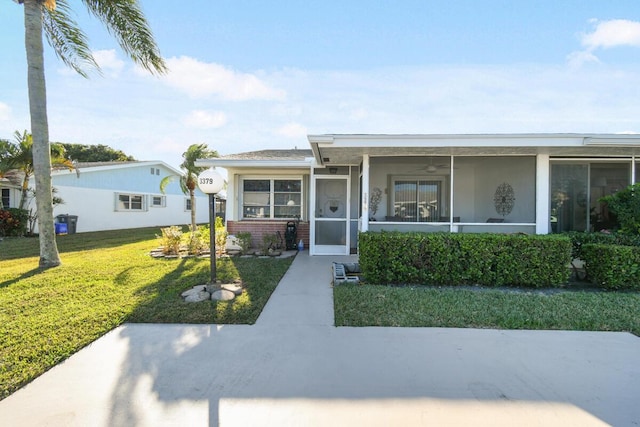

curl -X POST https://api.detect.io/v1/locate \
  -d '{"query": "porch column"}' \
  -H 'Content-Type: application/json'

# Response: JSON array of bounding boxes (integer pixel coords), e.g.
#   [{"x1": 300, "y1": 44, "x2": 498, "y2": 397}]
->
[
  {"x1": 536, "y1": 154, "x2": 550, "y2": 234},
  {"x1": 361, "y1": 154, "x2": 370, "y2": 232}
]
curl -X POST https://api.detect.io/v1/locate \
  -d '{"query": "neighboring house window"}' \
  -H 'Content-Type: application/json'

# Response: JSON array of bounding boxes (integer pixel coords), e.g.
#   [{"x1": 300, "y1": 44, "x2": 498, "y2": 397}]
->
[
  {"x1": 185, "y1": 198, "x2": 192, "y2": 211},
  {"x1": 392, "y1": 178, "x2": 442, "y2": 222},
  {"x1": 1, "y1": 189, "x2": 9, "y2": 208},
  {"x1": 156, "y1": 168, "x2": 160, "y2": 176},
  {"x1": 151, "y1": 195, "x2": 166, "y2": 207},
  {"x1": 242, "y1": 178, "x2": 302, "y2": 219},
  {"x1": 116, "y1": 193, "x2": 146, "y2": 211}
]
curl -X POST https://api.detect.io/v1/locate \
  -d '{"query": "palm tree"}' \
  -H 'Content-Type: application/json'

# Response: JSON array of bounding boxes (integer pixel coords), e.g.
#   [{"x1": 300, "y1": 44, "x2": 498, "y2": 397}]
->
[
  {"x1": 15, "y1": 0, "x2": 166, "y2": 268},
  {"x1": 160, "y1": 144, "x2": 219, "y2": 234},
  {"x1": 0, "y1": 130, "x2": 74, "y2": 210}
]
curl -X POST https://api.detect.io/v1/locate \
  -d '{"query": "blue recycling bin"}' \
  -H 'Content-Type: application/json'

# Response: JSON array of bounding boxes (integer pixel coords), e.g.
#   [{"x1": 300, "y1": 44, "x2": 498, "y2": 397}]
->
[
  {"x1": 55, "y1": 222, "x2": 68, "y2": 234},
  {"x1": 56, "y1": 214, "x2": 78, "y2": 234}
]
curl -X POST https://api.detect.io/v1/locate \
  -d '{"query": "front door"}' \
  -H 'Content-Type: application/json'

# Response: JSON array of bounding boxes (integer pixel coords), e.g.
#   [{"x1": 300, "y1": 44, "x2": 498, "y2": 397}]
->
[{"x1": 311, "y1": 175, "x2": 349, "y2": 255}]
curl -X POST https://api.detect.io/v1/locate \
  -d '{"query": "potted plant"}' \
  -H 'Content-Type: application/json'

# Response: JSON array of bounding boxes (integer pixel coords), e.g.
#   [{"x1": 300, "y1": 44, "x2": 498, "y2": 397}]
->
[{"x1": 369, "y1": 187, "x2": 382, "y2": 221}]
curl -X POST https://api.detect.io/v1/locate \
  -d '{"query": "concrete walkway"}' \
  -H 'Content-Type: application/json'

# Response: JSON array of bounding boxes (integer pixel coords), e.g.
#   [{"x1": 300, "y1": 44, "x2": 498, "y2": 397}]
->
[{"x1": 1, "y1": 253, "x2": 639, "y2": 426}]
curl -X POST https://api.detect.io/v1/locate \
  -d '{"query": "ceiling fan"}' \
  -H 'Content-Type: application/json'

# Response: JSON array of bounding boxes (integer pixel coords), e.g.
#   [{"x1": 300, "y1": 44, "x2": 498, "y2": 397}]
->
[{"x1": 411, "y1": 158, "x2": 453, "y2": 173}]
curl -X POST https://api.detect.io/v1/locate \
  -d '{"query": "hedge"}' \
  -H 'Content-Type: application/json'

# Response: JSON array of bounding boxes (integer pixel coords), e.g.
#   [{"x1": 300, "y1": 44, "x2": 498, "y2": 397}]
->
[
  {"x1": 0, "y1": 208, "x2": 28, "y2": 237},
  {"x1": 581, "y1": 243, "x2": 640, "y2": 290},
  {"x1": 358, "y1": 231, "x2": 572, "y2": 287}
]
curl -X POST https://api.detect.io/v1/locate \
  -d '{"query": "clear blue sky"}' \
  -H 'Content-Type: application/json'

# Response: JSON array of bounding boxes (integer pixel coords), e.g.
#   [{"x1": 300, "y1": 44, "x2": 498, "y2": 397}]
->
[{"x1": 2, "y1": 1, "x2": 640, "y2": 168}]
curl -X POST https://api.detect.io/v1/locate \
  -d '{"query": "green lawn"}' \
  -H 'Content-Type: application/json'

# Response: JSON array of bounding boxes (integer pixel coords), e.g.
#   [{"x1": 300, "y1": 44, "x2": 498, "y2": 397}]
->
[
  {"x1": 334, "y1": 284, "x2": 640, "y2": 335},
  {"x1": 0, "y1": 227, "x2": 293, "y2": 399}
]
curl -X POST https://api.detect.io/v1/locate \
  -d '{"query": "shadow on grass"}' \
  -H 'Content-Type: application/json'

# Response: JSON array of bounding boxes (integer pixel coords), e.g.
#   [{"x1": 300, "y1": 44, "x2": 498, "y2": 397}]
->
[
  {"x1": 125, "y1": 256, "x2": 294, "y2": 325},
  {"x1": 0, "y1": 267, "x2": 42, "y2": 289}
]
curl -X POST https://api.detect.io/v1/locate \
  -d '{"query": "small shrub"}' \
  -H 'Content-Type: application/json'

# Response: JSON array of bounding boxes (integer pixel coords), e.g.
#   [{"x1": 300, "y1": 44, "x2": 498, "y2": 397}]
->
[
  {"x1": 236, "y1": 231, "x2": 252, "y2": 252},
  {"x1": 186, "y1": 225, "x2": 208, "y2": 255},
  {"x1": 600, "y1": 183, "x2": 640, "y2": 235},
  {"x1": 564, "y1": 231, "x2": 640, "y2": 259},
  {"x1": 0, "y1": 208, "x2": 28, "y2": 237},
  {"x1": 215, "y1": 217, "x2": 227, "y2": 255},
  {"x1": 582, "y1": 243, "x2": 640, "y2": 290},
  {"x1": 158, "y1": 226, "x2": 182, "y2": 255},
  {"x1": 261, "y1": 233, "x2": 279, "y2": 254}
]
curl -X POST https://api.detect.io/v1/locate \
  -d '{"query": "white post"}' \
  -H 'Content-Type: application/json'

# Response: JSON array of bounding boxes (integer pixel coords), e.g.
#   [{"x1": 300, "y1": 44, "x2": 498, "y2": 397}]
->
[
  {"x1": 536, "y1": 154, "x2": 550, "y2": 234},
  {"x1": 361, "y1": 154, "x2": 370, "y2": 232}
]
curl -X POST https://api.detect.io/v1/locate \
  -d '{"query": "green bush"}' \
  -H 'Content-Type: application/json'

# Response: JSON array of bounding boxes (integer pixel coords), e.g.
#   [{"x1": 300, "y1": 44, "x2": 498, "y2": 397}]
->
[
  {"x1": 358, "y1": 231, "x2": 572, "y2": 287},
  {"x1": 600, "y1": 183, "x2": 640, "y2": 235},
  {"x1": 158, "y1": 225, "x2": 182, "y2": 255},
  {"x1": 582, "y1": 243, "x2": 640, "y2": 290},
  {"x1": 564, "y1": 231, "x2": 640, "y2": 259},
  {"x1": 0, "y1": 208, "x2": 28, "y2": 237}
]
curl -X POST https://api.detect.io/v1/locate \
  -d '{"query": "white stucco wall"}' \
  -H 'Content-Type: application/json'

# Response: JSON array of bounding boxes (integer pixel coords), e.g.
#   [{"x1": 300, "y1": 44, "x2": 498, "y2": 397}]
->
[{"x1": 49, "y1": 186, "x2": 208, "y2": 233}]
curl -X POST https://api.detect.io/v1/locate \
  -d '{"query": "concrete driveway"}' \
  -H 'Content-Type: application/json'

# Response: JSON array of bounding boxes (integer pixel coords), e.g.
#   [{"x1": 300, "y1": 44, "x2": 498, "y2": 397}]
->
[{"x1": 0, "y1": 253, "x2": 638, "y2": 426}]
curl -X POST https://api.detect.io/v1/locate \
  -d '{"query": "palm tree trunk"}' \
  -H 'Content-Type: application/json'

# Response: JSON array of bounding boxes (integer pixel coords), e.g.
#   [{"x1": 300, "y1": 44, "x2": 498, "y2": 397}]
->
[
  {"x1": 24, "y1": 0, "x2": 61, "y2": 268},
  {"x1": 190, "y1": 190, "x2": 197, "y2": 232}
]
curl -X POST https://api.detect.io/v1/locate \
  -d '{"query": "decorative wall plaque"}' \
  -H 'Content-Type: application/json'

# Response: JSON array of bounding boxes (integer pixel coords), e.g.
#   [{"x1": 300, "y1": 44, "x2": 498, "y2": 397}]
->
[{"x1": 494, "y1": 182, "x2": 515, "y2": 217}]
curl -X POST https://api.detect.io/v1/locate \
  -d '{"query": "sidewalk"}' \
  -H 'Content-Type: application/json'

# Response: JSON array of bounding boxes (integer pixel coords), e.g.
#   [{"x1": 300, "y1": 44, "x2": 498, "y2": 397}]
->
[
  {"x1": 0, "y1": 252, "x2": 638, "y2": 426},
  {"x1": 256, "y1": 253, "x2": 356, "y2": 326}
]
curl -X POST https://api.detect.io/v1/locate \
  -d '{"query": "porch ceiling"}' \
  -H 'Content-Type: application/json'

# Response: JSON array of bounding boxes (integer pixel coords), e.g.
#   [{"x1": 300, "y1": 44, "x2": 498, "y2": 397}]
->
[
  {"x1": 309, "y1": 134, "x2": 640, "y2": 166},
  {"x1": 314, "y1": 145, "x2": 640, "y2": 166}
]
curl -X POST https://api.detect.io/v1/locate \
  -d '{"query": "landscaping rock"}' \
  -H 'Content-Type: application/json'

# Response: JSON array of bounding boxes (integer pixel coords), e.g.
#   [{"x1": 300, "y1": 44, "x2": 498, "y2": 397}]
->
[
  {"x1": 211, "y1": 289, "x2": 236, "y2": 301},
  {"x1": 181, "y1": 285, "x2": 207, "y2": 298},
  {"x1": 221, "y1": 284, "x2": 243, "y2": 296},
  {"x1": 184, "y1": 290, "x2": 211, "y2": 302}
]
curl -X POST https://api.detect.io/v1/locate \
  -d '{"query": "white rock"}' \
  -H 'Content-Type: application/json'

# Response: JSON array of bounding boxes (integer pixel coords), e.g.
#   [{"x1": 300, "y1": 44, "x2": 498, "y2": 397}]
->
[
  {"x1": 221, "y1": 284, "x2": 243, "y2": 295},
  {"x1": 184, "y1": 291, "x2": 211, "y2": 302},
  {"x1": 211, "y1": 289, "x2": 236, "y2": 301}
]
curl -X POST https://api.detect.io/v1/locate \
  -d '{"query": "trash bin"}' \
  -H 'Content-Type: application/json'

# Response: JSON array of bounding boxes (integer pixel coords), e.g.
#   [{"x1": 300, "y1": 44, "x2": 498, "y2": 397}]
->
[
  {"x1": 56, "y1": 214, "x2": 78, "y2": 234},
  {"x1": 55, "y1": 222, "x2": 68, "y2": 235}
]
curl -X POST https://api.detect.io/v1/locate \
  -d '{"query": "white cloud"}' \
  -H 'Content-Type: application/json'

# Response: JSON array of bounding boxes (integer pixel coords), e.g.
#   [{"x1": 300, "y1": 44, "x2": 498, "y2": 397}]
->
[
  {"x1": 0, "y1": 102, "x2": 10, "y2": 121},
  {"x1": 582, "y1": 19, "x2": 640, "y2": 49},
  {"x1": 183, "y1": 110, "x2": 228, "y2": 129},
  {"x1": 568, "y1": 19, "x2": 640, "y2": 67},
  {"x1": 92, "y1": 49, "x2": 125, "y2": 77},
  {"x1": 162, "y1": 56, "x2": 286, "y2": 101},
  {"x1": 276, "y1": 122, "x2": 308, "y2": 138},
  {"x1": 566, "y1": 50, "x2": 600, "y2": 68}
]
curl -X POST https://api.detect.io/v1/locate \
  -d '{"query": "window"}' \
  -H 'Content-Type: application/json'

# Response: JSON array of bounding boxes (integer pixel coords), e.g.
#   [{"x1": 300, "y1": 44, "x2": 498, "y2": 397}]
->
[
  {"x1": 1, "y1": 189, "x2": 9, "y2": 208},
  {"x1": 151, "y1": 195, "x2": 166, "y2": 207},
  {"x1": 185, "y1": 198, "x2": 192, "y2": 211},
  {"x1": 392, "y1": 178, "x2": 441, "y2": 222},
  {"x1": 242, "y1": 178, "x2": 302, "y2": 219},
  {"x1": 116, "y1": 193, "x2": 146, "y2": 211}
]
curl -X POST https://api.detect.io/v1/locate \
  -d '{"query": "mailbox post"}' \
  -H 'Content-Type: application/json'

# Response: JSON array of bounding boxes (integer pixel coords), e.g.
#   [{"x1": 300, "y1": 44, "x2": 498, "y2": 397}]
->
[{"x1": 197, "y1": 168, "x2": 225, "y2": 285}]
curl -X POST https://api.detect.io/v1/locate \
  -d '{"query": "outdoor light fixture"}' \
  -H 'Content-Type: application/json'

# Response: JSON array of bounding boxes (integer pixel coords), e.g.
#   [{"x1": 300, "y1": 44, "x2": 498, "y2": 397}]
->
[{"x1": 197, "y1": 168, "x2": 225, "y2": 285}]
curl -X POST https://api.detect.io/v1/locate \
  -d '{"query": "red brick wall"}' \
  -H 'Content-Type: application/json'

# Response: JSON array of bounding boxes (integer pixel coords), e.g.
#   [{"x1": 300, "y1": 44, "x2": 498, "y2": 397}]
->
[{"x1": 227, "y1": 220, "x2": 309, "y2": 250}]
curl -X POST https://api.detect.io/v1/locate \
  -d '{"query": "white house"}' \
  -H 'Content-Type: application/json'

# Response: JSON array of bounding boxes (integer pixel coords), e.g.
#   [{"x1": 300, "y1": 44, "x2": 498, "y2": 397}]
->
[
  {"x1": 42, "y1": 161, "x2": 212, "y2": 233},
  {"x1": 197, "y1": 133, "x2": 640, "y2": 256}
]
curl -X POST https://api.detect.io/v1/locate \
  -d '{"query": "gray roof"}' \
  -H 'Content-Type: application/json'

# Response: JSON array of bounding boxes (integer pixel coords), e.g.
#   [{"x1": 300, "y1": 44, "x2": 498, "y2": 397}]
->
[{"x1": 220, "y1": 149, "x2": 313, "y2": 161}]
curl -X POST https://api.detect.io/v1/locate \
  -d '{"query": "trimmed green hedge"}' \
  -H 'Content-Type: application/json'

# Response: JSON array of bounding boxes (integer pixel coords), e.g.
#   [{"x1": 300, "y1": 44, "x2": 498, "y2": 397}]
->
[
  {"x1": 359, "y1": 231, "x2": 572, "y2": 287},
  {"x1": 563, "y1": 231, "x2": 640, "y2": 259},
  {"x1": 582, "y1": 243, "x2": 640, "y2": 290}
]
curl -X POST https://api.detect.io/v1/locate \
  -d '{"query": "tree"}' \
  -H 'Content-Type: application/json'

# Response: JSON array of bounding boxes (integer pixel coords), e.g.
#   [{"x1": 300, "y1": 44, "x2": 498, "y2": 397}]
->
[
  {"x1": 60, "y1": 143, "x2": 136, "y2": 162},
  {"x1": 0, "y1": 130, "x2": 73, "y2": 210},
  {"x1": 15, "y1": 0, "x2": 166, "y2": 268},
  {"x1": 160, "y1": 144, "x2": 219, "y2": 236}
]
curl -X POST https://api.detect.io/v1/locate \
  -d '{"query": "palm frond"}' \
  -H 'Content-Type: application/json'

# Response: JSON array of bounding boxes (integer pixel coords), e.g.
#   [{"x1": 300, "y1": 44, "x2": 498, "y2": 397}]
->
[
  {"x1": 159, "y1": 175, "x2": 176, "y2": 194},
  {"x1": 81, "y1": 0, "x2": 167, "y2": 75},
  {"x1": 42, "y1": 0, "x2": 100, "y2": 78}
]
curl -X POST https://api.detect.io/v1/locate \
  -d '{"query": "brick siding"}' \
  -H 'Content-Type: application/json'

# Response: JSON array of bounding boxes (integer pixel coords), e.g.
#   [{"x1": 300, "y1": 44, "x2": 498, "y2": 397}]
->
[{"x1": 227, "y1": 220, "x2": 309, "y2": 250}]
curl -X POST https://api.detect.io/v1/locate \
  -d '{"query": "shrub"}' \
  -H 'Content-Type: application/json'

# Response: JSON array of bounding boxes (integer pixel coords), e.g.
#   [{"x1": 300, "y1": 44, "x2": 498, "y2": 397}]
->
[
  {"x1": 0, "y1": 208, "x2": 28, "y2": 237},
  {"x1": 158, "y1": 226, "x2": 182, "y2": 255},
  {"x1": 600, "y1": 183, "x2": 640, "y2": 235},
  {"x1": 215, "y1": 217, "x2": 227, "y2": 255},
  {"x1": 236, "y1": 231, "x2": 252, "y2": 252},
  {"x1": 582, "y1": 243, "x2": 640, "y2": 290},
  {"x1": 564, "y1": 231, "x2": 640, "y2": 259},
  {"x1": 358, "y1": 231, "x2": 571, "y2": 287},
  {"x1": 186, "y1": 225, "x2": 208, "y2": 255}
]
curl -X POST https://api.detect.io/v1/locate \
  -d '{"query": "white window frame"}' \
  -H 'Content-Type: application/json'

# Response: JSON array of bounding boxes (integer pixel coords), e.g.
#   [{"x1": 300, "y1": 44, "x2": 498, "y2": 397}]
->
[
  {"x1": 150, "y1": 195, "x2": 166, "y2": 208},
  {"x1": 185, "y1": 198, "x2": 192, "y2": 211},
  {"x1": 115, "y1": 193, "x2": 147, "y2": 212},
  {"x1": 1, "y1": 188, "x2": 10, "y2": 208},
  {"x1": 240, "y1": 176, "x2": 303, "y2": 220}
]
